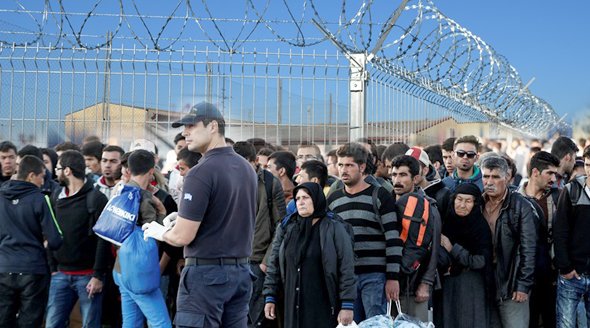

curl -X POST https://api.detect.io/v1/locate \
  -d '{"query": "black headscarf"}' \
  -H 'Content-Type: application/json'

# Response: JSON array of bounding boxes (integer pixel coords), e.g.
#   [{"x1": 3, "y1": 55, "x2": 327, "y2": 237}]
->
[
  {"x1": 289, "y1": 182, "x2": 328, "y2": 266},
  {"x1": 292, "y1": 182, "x2": 327, "y2": 219},
  {"x1": 442, "y1": 183, "x2": 492, "y2": 274}
]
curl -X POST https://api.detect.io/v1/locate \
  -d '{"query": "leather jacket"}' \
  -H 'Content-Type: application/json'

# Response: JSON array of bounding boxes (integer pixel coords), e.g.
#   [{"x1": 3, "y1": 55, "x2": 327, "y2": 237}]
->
[{"x1": 490, "y1": 190, "x2": 538, "y2": 302}]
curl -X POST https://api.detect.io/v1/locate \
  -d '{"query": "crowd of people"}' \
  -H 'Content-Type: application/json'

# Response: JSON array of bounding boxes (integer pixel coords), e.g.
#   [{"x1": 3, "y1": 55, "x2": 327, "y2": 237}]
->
[{"x1": 0, "y1": 101, "x2": 589, "y2": 328}]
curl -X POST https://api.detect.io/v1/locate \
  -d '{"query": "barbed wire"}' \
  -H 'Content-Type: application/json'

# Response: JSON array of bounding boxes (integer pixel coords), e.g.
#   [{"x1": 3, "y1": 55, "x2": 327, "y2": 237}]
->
[{"x1": 0, "y1": 0, "x2": 567, "y2": 136}]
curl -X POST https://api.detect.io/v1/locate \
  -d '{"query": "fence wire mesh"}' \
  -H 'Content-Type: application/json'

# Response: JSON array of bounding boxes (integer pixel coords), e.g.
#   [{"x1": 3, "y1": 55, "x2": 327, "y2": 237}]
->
[{"x1": 0, "y1": 0, "x2": 568, "y2": 152}]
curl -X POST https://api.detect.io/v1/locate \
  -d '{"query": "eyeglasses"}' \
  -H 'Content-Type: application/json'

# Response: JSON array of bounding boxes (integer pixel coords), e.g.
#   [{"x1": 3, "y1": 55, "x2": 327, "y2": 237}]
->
[
  {"x1": 455, "y1": 150, "x2": 477, "y2": 159},
  {"x1": 55, "y1": 166, "x2": 63, "y2": 172}
]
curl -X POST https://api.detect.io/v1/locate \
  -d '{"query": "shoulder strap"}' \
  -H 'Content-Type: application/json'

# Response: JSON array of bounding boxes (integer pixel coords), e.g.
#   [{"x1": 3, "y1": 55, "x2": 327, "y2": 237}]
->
[
  {"x1": 372, "y1": 186, "x2": 384, "y2": 232},
  {"x1": 568, "y1": 177, "x2": 586, "y2": 206},
  {"x1": 263, "y1": 170, "x2": 274, "y2": 220},
  {"x1": 263, "y1": 170, "x2": 278, "y2": 240},
  {"x1": 86, "y1": 187, "x2": 101, "y2": 236}
]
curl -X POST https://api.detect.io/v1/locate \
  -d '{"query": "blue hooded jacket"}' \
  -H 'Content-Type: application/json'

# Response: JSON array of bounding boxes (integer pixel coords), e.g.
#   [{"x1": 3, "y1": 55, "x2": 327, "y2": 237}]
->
[{"x1": 442, "y1": 165, "x2": 484, "y2": 193}]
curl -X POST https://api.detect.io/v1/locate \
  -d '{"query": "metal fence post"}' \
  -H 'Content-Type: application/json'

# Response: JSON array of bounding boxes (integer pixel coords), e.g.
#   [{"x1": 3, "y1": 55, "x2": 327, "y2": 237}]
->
[{"x1": 349, "y1": 53, "x2": 367, "y2": 142}]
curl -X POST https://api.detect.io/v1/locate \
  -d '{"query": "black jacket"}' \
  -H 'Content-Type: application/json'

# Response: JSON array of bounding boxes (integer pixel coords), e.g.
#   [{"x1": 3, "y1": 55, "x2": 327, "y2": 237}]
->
[
  {"x1": 554, "y1": 176, "x2": 590, "y2": 275},
  {"x1": 48, "y1": 179, "x2": 109, "y2": 279},
  {"x1": 490, "y1": 190, "x2": 538, "y2": 302},
  {"x1": 263, "y1": 212, "x2": 356, "y2": 313},
  {"x1": 0, "y1": 180, "x2": 62, "y2": 274}
]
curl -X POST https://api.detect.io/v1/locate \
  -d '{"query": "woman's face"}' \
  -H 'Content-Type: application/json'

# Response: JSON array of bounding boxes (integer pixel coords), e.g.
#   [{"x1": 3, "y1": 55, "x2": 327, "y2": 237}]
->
[
  {"x1": 454, "y1": 193, "x2": 475, "y2": 217},
  {"x1": 42, "y1": 154, "x2": 53, "y2": 173},
  {"x1": 295, "y1": 189, "x2": 315, "y2": 218}
]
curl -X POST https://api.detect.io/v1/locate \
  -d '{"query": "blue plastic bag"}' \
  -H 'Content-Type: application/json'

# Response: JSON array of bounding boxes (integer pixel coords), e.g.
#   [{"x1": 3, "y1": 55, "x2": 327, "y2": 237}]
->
[
  {"x1": 117, "y1": 227, "x2": 161, "y2": 294},
  {"x1": 93, "y1": 185, "x2": 141, "y2": 246}
]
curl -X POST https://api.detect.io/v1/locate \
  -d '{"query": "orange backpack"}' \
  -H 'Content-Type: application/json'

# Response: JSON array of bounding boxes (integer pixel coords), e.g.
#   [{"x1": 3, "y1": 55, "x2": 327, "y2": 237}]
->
[{"x1": 397, "y1": 192, "x2": 434, "y2": 274}]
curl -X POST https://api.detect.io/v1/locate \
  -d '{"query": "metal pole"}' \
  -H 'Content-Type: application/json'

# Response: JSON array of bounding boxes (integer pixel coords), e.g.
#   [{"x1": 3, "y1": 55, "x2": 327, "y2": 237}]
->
[
  {"x1": 101, "y1": 32, "x2": 112, "y2": 141},
  {"x1": 349, "y1": 53, "x2": 367, "y2": 141}
]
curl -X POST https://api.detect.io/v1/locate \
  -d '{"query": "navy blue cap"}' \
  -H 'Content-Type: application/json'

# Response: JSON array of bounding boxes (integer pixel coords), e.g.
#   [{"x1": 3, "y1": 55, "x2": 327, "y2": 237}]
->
[{"x1": 172, "y1": 102, "x2": 224, "y2": 128}]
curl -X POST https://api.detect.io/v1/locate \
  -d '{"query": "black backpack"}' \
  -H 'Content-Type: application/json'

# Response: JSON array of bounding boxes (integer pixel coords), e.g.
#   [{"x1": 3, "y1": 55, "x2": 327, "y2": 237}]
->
[{"x1": 565, "y1": 176, "x2": 586, "y2": 206}]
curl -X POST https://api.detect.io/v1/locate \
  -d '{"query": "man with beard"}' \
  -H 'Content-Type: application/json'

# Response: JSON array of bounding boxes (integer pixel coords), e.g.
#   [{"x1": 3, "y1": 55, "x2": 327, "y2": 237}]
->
[
  {"x1": 327, "y1": 142, "x2": 401, "y2": 323},
  {"x1": 481, "y1": 156, "x2": 537, "y2": 328},
  {"x1": 94, "y1": 145, "x2": 125, "y2": 328},
  {"x1": 442, "y1": 135, "x2": 484, "y2": 192},
  {"x1": 390, "y1": 155, "x2": 441, "y2": 322},
  {"x1": 518, "y1": 151, "x2": 560, "y2": 328},
  {"x1": 550, "y1": 136, "x2": 579, "y2": 189},
  {"x1": 95, "y1": 145, "x2": 124, "y2": 199},
  {"x1": 45, "y1": 150, "x2": 109, "y2": 328}
]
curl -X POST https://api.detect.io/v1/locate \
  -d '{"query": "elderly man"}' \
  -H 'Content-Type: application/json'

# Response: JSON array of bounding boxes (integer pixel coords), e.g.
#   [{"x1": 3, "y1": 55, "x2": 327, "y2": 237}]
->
[{"x1": 481, "y1": 156, "x2": 537, "y2": 328}]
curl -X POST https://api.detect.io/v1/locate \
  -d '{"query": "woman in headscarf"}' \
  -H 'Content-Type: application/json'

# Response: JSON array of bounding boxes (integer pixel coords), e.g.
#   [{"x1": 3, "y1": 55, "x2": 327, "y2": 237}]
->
[
  {"x1": 439, "y1": 182, "x2": 493, "y2": 328},
  {"x1": 263, "y1": 182, "x2": 356, "y2": 328}
]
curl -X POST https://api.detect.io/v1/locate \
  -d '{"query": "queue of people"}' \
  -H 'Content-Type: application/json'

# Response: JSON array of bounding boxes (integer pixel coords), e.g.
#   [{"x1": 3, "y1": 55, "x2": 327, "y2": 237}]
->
[{"x1": 0, "y1": 102, "x2": 589, "y2": 328}]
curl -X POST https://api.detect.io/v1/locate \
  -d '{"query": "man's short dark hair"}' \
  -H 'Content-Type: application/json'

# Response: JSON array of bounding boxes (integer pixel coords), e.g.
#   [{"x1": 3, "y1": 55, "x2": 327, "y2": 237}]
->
[
  {"x1": 174, "y1": 133, "x2": 185, "y2": 145},
  {"x1": 257, "y1": 147, "x2": 273, "y2": 157},
  {"x1": 83, "y1": 135, "x2": 101, "y2": 144},
  {"x1": 128, "y1": 150, "x2": 155, "y2": 176},
  {"x1": 454, "y1": 135, "x2": 481, "y2": 151},
  {"x1": 441, "y1": 137, "x2": 456, "y2": 152},
  {"x1": 356, "y1": 138, "x2": 378, "y2": 158},
  {"x1": 583, "y1": 146, "x2": 590, "y2": 160},
  {"x1": 551, "y1": 137, "x2": 579, "y2": 160},
  {"x1": 268, "y1": 151, "x2": 296, "y2": 180},
  {"x1": 102, "y1": 145, "x2": 125, "y2": 157},
  {"x1": 424, "y1": 144, "x2": 443, "y2": 166},
  {"x1": 528, "y1": 151, "x2": 560, "y2": 177},
  {"x1": 246, "y1": 138, "x2": 269, "y2": 153},
  {"x1": 326, "y1": 149, "x2": 337, "y2": 160},
  {"x1": 81, "y1": 141, "x2": 104, "y2": 160},
  {"x1": 18, "y1": 145, "x2": 43, "y2": 160},
  {"x1": 391, "y1": 155, "x2": 420, "y2": 177},
  {"x1": 376, "y1": 145, "x2": 387, "y2": 161},
  {"x1": 120, "y1": 152, "x2": 132, "y2": 168},
  {"x1": 59, "y1": 150, "x2": 87, "y2": 180},
  {"x1": 301, "y1": 160, "x2": 328, "y2": 188},
  {"x1": 382, "y1": 142, "x2": 410, "y2": 163},
  {"x1": 16, "y1": 155, "x2": 45, "y2": 181},
  {"x1": 0, "y1": 141, "x2": 17, "y2": 154},
  {"x1": 297, "y1": 142, "x2": 321, "y2": 155},
  {"x1": 233, "y1": 141, "x2": 257, "y2": 162},
  {"x1": 336, "y1": 142, "x2": 369, "y2": 166},
  {"x1": 177, "y1": 148, "x2": 202, "y2": 168},
  {"x1": 54, "y1": 141, "x2": 81, "y2": 153}
]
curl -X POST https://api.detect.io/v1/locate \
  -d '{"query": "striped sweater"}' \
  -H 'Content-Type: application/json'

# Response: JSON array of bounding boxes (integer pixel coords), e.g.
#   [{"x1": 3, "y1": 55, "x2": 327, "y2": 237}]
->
[{"x1": 327, "y1": 185, "x2": 402, "y2": 280}]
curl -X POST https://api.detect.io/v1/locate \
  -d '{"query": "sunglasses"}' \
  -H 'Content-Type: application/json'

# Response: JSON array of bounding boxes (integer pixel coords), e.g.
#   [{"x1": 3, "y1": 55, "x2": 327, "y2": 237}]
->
[{"x1": 455, "y1": 150, "x2": 477, "y2": 159}]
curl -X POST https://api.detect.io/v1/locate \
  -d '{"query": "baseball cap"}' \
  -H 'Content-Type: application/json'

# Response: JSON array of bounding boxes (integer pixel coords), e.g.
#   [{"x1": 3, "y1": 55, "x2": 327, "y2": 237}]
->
[
  {"x1": 405, "y1": 147, "x2": 432, "y2": 168},
  {"x1": 129, "y1": 139, "x2": 156, "y2": 153},
  {"x1": 172, "y1": 102, "x2": 224, "y2": 128}
]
